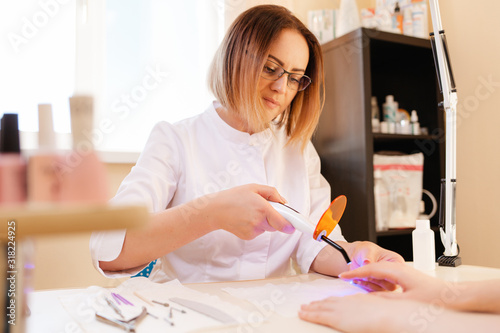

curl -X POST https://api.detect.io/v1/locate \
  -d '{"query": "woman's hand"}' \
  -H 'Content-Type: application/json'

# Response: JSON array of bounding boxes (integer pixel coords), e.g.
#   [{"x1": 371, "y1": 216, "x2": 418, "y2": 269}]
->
[
  {"x1": 340, "y1": 261, "x2": 450, "y2": 303},
  {"x1": 310, "y1": 241, "x2": 404, "y2": 284},
  {"x1": 102, "y1": 183, "x2": 293, "y2": 272},
  {"x1": 204, "y1": 183, "x2": 295, "y2": 240}
]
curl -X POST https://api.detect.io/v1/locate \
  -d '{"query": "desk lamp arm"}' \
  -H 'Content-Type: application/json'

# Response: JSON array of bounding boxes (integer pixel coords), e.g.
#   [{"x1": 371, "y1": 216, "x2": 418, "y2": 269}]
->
[{"x1": 429, "y1": 0, "x2": 461, "y2": 265}]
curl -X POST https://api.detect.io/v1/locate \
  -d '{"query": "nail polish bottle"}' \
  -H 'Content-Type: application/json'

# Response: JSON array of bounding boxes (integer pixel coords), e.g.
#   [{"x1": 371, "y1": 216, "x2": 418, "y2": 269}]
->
[
  {"x1": 0, "y1": 113, "x2": 27, "y2": 205},
  {"x1": 58, "y1": 95, "x2": 109, "y2": 204},
  {"x1": 27, "y1": 104, "x2": 64, "y2": 203}
]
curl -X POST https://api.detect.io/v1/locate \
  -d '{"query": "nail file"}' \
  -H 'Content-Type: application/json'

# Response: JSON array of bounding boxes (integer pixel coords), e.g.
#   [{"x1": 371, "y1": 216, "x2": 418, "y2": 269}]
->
[{"x1": 169, "y1": 297, "x2": 237, "y2": 325}]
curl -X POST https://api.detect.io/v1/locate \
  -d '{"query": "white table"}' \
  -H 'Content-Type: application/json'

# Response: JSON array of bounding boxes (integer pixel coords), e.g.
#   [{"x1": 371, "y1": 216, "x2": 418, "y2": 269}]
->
[{"x1": 25, "y1": 264, "x2": 500, "y2": 333}]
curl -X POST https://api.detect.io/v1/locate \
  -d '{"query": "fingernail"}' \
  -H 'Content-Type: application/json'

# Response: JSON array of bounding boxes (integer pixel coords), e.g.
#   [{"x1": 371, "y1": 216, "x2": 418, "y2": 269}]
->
[
  {"x1": 280, "y1": 196, "x2": 288, "y2": 204},
  {"x1": 363, "y1": 259, "x2": 371, "y2": 266}
]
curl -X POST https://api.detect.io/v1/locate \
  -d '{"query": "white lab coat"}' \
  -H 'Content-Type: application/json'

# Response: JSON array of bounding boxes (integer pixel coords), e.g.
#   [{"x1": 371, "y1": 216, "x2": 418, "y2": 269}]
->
[{"x1": 90, "y1": 102, "x2": 345, "y2": 283}]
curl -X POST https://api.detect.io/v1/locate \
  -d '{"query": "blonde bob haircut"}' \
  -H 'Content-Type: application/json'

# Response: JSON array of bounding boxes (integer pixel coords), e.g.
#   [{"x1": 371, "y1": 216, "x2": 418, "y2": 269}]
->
[{"x1": 208, "y1": 5, "x2": 324, "y2": 151}]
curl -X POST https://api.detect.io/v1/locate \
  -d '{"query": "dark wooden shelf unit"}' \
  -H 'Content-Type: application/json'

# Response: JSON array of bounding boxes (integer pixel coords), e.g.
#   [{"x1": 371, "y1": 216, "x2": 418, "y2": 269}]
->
[{"x1": 313, "y1": 28, "x2": 445, "y2": 260}]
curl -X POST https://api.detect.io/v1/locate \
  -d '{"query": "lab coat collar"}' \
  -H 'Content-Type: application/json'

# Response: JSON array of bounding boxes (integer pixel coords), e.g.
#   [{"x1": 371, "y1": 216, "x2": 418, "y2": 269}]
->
[{"x1": 208, "y1": 101, "x2": 273, "y2": 147}]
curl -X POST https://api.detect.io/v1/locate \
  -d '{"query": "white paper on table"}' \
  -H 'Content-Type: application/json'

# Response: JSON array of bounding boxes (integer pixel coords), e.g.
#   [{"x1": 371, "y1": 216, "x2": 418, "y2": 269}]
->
[
  {"x1": 222, "y1": 277, "x2": 367, "y2": 318},
  {"x1": 59, "y1": 277, "x2": 251, "y2": 333}
]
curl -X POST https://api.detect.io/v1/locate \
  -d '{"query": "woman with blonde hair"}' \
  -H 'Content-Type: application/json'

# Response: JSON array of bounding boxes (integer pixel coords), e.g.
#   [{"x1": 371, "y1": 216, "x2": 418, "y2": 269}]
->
[{"x1": 91, "y1": 5, "x2": 403, "y2": 285}]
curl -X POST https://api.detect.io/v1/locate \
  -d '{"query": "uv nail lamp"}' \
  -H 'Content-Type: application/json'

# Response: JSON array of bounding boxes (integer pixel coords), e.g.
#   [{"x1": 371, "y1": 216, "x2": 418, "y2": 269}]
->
[{"x1": 269, "y1": 195, "x2": 351, "y2": 264}]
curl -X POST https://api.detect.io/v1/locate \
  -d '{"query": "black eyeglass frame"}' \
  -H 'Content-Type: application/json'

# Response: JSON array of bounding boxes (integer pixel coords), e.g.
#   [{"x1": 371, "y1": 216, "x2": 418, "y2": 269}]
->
[{"x1": 260, "y1": 59, "x2": 312, "y2": 91}]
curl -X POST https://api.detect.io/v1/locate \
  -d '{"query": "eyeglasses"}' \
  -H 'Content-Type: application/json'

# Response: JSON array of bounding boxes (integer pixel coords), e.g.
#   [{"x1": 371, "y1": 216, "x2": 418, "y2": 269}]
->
[{"x1": 261, "y1": 59, "x2": 312, "y2": 91}]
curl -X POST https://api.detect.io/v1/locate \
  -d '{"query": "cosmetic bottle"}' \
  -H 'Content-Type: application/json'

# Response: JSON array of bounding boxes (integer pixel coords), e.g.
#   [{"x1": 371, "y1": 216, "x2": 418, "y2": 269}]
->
[
  {"x1": 27, "y1": 104, "x2": 64, "y2": 203},
  {"x1": 337, "y1": 0, "x2": 361, "y2": 37},
  {"x1": 383, "y1": 95, "x2": 398, "y2": 126},
  {"x1": 412, "y1": 219, "x2": 436, "y2": 271},
  {"x1": 402, "y1": 7, "x2": 413, "y2": 36},
  {"x1": 411, "y1": 2, "x2": 428, "y2": 38},
  {"x1": 0, "y1": 113, "x2": 27, "y2": 205},
  {"x1": 371, "y1": 96, "x2": 380, "y2": 133},
  {"x1": 411, "y1": 110, "x2": 420, "y2": 135},
  {"x1": 58, "y1": 95, "x2": 109, "y2": 204},
  {"x1": 393, "y1": 2, "x2": 403, "y2": 33}
]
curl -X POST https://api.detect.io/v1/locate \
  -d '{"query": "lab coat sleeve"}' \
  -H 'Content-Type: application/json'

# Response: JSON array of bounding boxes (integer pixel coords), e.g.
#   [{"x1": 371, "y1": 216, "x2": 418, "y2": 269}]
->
[
  {"x1": 89, "y1": 122, "x2": 181, "y2": 278},
  {"x1": 294, "y1": 141, "x2": 346, "y2": 274}
]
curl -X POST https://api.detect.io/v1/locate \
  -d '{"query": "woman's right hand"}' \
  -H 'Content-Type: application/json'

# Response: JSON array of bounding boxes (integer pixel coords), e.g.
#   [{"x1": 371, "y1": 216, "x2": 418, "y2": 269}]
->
[{"x1": 204, "y1": 184, "x2": 295, "y2": 240}]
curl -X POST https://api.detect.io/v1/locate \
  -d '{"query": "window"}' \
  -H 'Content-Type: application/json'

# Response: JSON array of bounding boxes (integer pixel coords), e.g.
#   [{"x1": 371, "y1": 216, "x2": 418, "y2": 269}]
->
[
  {"x1": 0, "y1": 1, "x2": 75, "y2": 135},
  {"x1": 2, "y1": 0, "x2": 293, "y2": 162},
  {"x1": 97, "y1": 0, "x2": 224, "y2": 154}
]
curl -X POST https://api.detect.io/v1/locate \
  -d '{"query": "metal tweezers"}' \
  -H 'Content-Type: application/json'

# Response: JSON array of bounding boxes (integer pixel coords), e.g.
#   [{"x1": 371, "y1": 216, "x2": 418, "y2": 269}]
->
[{"x1": 96, "y1": 306, "x2": 147, "y2": 332}]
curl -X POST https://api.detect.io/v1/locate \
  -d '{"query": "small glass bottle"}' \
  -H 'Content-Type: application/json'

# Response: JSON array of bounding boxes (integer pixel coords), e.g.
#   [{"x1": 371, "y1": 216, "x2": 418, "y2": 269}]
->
[
  {"x1": 411, "y1": 110, "x2": 420, "y2": 135},
  {"x1": 393, "y1": 2, "x2": 403, "y2": 33}
]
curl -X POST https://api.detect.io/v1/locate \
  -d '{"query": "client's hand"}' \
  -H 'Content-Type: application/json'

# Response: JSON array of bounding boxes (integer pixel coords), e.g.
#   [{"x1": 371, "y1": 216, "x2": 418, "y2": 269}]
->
[
  {"x1": 340, "y1": 261, "x2": 449, "y2": 303},
  {"x1": 299, "y1": 293, "x2": 418, "y2": 333},
  {"x1": 345, "y1": 242, "x2": 405, "y2": 291}
]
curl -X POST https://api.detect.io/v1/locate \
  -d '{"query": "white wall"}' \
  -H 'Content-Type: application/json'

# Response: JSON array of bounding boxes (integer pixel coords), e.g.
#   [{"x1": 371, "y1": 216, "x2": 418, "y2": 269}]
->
[{"x1": 438, "y1": 0, "x2": 500, "y2": 268}]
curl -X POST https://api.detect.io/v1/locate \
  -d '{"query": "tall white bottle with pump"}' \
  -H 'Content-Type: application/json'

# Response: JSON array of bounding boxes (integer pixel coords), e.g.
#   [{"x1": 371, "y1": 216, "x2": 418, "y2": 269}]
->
[{"x1": 412, "y1": 219, "x2": 436, "y2": 271}]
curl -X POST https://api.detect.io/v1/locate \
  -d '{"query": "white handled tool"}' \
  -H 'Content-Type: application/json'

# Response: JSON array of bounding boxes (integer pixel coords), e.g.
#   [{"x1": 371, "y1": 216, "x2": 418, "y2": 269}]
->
[
  {"x1": 269, "y1": 196, "x2": 351, "y2": 264},
  {"x1": 268, "y1": 202, "x2": 318, "y2": 239}
]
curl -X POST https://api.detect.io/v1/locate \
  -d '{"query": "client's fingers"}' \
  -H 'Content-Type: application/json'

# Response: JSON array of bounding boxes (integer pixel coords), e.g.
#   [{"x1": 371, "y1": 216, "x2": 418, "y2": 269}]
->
[
  {"x1": 340, "y1": 261, "x2": 410, "y2": 287},
  {"x1": 351, "y1": 278, "x2": 399, "y2": 292}
]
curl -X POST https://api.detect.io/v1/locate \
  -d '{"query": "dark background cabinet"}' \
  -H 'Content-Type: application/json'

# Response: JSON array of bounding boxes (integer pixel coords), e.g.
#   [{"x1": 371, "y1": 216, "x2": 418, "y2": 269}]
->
[{"x1": 313, "y1": 28, "x2": 445, "y2": 260}]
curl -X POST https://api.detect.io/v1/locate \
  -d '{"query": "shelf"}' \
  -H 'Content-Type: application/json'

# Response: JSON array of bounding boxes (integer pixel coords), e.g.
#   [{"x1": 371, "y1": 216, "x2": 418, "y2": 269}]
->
[
  {"x1": 376, "y1": 228, "x2": 414, "y2": 237},
  {"x1": 314, "y1": 27, "x2": 444, "y2": 261},
  {"x1": 0, "y1": 204, "x2": 148, "y2": 241},
  {"x1": 373, "y1": 133, "x2": 439, "y2": 141},
  {"x1": 376, "y1": 225, "x2": 440, "y2": 237}
]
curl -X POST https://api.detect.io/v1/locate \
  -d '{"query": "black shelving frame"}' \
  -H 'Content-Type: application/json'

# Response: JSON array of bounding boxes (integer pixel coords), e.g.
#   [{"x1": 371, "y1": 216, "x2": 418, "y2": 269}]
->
[{"x1": 313, "y1": 28, "x2": 445, "y2": 260}]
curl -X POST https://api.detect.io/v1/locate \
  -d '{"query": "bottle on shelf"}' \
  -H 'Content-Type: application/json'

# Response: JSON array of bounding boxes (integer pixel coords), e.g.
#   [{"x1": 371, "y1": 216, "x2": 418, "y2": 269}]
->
[
  {"x1": 403, "y1": 7, "x2": 413, "y2": 36},
  {"x1": 371, "y1": 96, "x2": 380, "y2": 133},
  {"x1": 57, "y1": 95, "x2": 109, "y2": 204},
  {"x1": 28, "y1": 104, "x2": 63, "y2": 202},
  {"x1": 393, "y1": 2, "x2": 403, "y2": 33},
  {"x1": 383, "y1": 95, "x2": 398, "y2": 133},
  {"x1": 412, "y1": 219, "x2": 436, "y2": 271},
  {"x1": 0, "y1": 113, "x2": 27, "y2": 205},
  {"x1": 411, "y1": 110, "x2": 421, "y2": 135}
]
